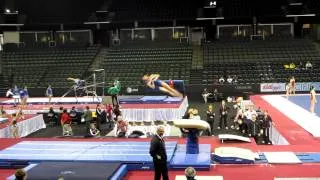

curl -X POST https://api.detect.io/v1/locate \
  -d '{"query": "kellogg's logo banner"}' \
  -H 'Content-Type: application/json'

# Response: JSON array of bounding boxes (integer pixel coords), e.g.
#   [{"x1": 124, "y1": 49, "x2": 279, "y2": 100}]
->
[
  {"x1": 260, "y1": 82, "x2": 320, "y2": 92},
  {"x1": 260, "y1": 83, "x2": 285, "y2": 92}
]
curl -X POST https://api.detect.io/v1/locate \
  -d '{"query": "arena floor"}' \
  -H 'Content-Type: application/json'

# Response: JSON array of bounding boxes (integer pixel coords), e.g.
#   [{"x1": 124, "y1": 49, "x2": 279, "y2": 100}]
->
[{"x1": 1, "y1": 94, "x2": 320, "y2": 179}]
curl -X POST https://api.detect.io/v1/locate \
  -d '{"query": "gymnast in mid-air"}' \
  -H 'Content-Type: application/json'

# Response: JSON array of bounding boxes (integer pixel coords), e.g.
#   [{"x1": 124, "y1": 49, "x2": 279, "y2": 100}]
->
[{"x1": 142, "y1": 74, "x2": 183, "y2": 98}]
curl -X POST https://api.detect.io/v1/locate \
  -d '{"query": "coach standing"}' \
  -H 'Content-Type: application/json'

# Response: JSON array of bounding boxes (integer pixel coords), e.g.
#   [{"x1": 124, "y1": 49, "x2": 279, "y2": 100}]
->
[{"x1": 149, "y1": 126, "x2": 169, "y2": 180}]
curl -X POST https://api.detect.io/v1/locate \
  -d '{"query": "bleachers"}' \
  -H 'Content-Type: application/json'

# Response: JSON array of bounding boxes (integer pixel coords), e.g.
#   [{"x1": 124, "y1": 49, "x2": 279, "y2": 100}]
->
[
  {"x1": 1, "y1": 46, "x2": 99, "y2": 88},
  {"x1": 103, "y1": 46, "x2": 192, "y2": 87},
  {"x1": 202, "y1": 39, "x2": 320, "y2": 85},
  {"x1": 1, "y1": 39, "x2": 320, "y2": 89}
]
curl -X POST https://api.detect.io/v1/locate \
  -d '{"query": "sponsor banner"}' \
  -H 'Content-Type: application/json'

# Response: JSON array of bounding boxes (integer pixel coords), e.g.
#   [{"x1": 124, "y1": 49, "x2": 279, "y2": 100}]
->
[
  {"x1": 295, "y1": 82, "x2": 320, "y2": 92},
  {"x1": 260, "y1": 82, "x2": 320, "y2": 92},
  {"x1": 235, "y1": 85, "x2": 253, "y2": 91},
  {"x1": 260, "y1": 83, "x2": 285, "y2": 92}
]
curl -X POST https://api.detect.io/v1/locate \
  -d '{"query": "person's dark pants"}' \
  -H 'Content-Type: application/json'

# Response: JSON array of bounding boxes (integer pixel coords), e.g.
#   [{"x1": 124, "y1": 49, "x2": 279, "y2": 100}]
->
[
  {"x1": 219, "y1": 115, "x2": 227, "y2": 128},
  {"x1": 239, "y1": 123, "x2": 246, "y2": 133},
  {"x1": 86, "y1": 121, "x2": 91, "y2": 134},
  {"x1": 117, "y1": 131, "x2": 126, "y2": 138},
  {"x1": 264, "y1": 127, "x2": 270, "y2": 143},
  {"x1": 206, "y1": 120, "x2": 214, "y2": 135},
  {"x1": 96, "y1": 117, "x2": 101, "y2": 130},
  {"x1": 153, "y1": 160, "x2": 169, "y2": 180},
  {"x1": 245, "y1": 120, "x2": 256, "y2": 136},
  {"x1": 111, "y1": 95, "x2": 119, "y2": 107}
]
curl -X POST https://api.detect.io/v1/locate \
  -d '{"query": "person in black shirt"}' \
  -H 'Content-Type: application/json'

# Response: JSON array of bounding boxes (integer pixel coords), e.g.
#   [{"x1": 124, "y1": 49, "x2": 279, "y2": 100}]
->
[
  {"x1": 113, "y1": 105, "x2": 121, "y2": 121},
  {"x1": 206, "y1": 105, "x2": 215, "y2": 135},
  {"x1": 95, "y1": 104, "x2": 103, "y2": 130},
  {"x1": 149, "y1": 126, "x2": 168, "y2": 180},
  {"x1": 262, "y1": 110, "x2": 273, "y2": 144},
  {"x1": 219, "y1": 100, "x2": 229, "y2": 129},
  {"x1": 48, "y1": 107, "x2": 58, "y2": 125}
]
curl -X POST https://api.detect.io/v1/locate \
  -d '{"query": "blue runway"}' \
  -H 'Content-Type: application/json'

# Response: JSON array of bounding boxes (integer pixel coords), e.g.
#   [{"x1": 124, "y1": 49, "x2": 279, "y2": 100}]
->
[
  {"x1": 286, "y1": 95, "x2": 320, "y2": 116},
  {"x1": 0, "y1": 141, "x2": 177, "y2": 163}
]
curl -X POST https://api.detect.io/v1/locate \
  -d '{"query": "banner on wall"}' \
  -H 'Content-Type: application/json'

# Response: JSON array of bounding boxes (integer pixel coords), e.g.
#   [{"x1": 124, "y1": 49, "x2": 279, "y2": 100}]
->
[
  {"x1": 260, "y1": 83, "x2": 285, "y2": 92},
  {"x1": 260, "y1": 82, "x2": 320, "y2": 92},
  {"x1": 295, "y1": 82, "x2": 320, "y2": 92}
]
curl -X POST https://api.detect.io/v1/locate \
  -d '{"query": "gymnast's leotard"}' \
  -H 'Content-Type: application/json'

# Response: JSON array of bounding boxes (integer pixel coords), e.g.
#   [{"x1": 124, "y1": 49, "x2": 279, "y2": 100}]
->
[{"x1": 153, "y1": 80, "x2": 162, "y2": 91}]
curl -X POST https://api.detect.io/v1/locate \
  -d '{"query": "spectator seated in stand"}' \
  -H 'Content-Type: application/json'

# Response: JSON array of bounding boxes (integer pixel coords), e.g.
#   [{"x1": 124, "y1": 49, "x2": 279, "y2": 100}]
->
[
  {"x1": 202, "y1": 88, "x2": 211, "y2": 104},
  {"x1": 295, "y1": 61, "x2": 304, "y2": 71},
  {"x1": 284, "y1": 62, "x2": 296, "y2": 70},
  {"x1": 219, "y1": 76, "x2": 225, "y2": 84},
  {"x1": 306, "y1": 61, "x2": 313, "y2": 70},
  {"x1": 227, "y1": 76, "x2": 233, "y2": 84}
]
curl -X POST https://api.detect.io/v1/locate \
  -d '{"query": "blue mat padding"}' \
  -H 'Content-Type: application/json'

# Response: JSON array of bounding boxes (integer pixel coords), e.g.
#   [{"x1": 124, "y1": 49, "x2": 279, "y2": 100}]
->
[
  {"x1": 7, "y1": 162, "x2": 123, "y2": 180},
  {"x1": 119, "y1": 98, "x2": 143, "y2": 103},
  {"x1": 170, "y1": 144, "x2": 211, "y2": 170},
  {"x1": 163, "y1": 97, "x2": 183, "y2": 102},
  {"x1": 296, "y1": 153, "x2": 320, "y2": 163},
  {"x1": 286, "y1": 95, "x2": 320, "y2": 116},
  {"x1": 119, "y1": 96, "x2": 182, "y2": 104},
  {"x1": 213, "y1": 155, "x2": 254, "y2": 164},
  {"x1": 0, "y1": 141, "x2": 177, "y2": 167},
  {"x1": 140, "y1": 96, "x2": 167, "y2": 101},
  {"x1": 110, "y1": 164, "x2": 128, "y2": 180}
]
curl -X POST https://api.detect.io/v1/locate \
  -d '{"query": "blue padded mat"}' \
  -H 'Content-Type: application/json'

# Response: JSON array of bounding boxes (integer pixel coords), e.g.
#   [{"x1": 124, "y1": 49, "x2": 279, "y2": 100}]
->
[
  {"x1": 170, "y1": 144, "x2": 211, "y2": 169},
  {"x1": 295, "y1": 153, "x2": 320, "y2": 163},
  {"x1": 7, "y1": 162, "x2": 122, "y2": 180},
  {"x1": 119, "y1": 96, "x2": 182, "y2": 104},
  {"x1": 119, "y1": 98, "x2": 143, "y2": 103},
  {"x1": 140, "y1": 96, "x2": 167, "y2": 101},
  {"x1": 163, "y1": 97, "x2": 183, "y2": 102},
  {"x1": 286, "y1": 95, "x2": 320, "y2": 116},
  {"x1": 0, "y1": 141, "x2": 177, "y2": 164}
]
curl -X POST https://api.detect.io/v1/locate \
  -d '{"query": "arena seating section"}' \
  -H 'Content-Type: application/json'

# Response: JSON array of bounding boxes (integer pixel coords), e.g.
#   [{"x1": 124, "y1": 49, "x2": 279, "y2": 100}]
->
[
  {"x1": 102, "y1": 45, "x2": 192, "y2": 87},
  {"x1": 1, "y1": 45, "x2": 99, "y2": 88},
  {"x1": 1, "y1": 39, "x2": 320, "y2": 90},
  {"x1": 202, "y1": 39, "x2": 320, "y2": 85}
]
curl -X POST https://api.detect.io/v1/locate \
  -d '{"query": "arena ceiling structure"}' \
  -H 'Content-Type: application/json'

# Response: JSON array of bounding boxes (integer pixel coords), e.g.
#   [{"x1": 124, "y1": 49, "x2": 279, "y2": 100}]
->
[{"x1": 0, "y1": 0, "x2": 319, "y2": 30}]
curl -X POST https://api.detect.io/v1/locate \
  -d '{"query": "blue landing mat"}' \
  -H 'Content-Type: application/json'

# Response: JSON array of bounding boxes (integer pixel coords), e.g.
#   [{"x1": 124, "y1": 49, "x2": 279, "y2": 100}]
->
[
  {"x1": 7, "y1": 162, "x2": 122, "y2": 180},
  {"x1": 170, "y1": 144, "x2": 211, "y2": 170},
  {"x1": 119, "y1": 96, "x2": 182, "y2": 104},
  {"x1": 286, "y1": 95, "x2": 320, "y2": 116},
  {"x1": 0, "y1": 141, "x2": 177, "y2": 165},
  {"x1": 140, "y1": 96, "x2": 167, "y2": 101}
]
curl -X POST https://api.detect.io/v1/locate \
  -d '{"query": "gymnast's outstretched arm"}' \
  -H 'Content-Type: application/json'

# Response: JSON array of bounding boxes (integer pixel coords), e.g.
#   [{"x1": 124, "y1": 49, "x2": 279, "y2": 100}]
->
[
  {"x1": 147, "y1": 80, "x2": 155, "y2": 89},
  {"x1": 67, "y1": 77, "x2": 77, "y2": 81},
  {"x1": 149, "y1": 74, "x2": 160, "y2": 81}
]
